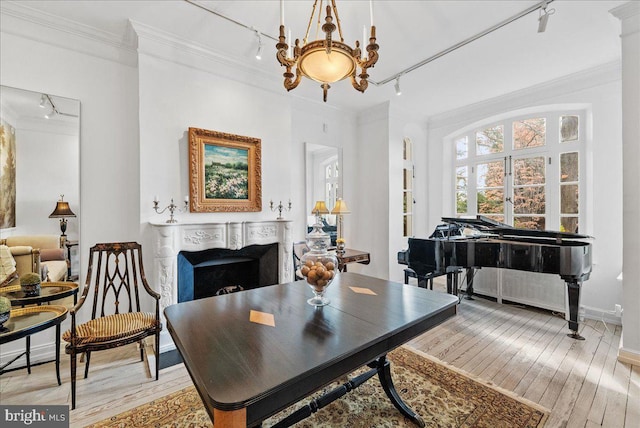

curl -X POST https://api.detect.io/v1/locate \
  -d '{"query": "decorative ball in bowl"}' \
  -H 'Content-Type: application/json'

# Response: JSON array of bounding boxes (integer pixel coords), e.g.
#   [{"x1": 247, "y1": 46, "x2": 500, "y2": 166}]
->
[
  {"x1": 20, "y1": 272, "x2": 41, "y2": 297},
  {"x1": 0, "y1": 296, "x2": 11, "y2": 329},
  {"x1": 300, "y1": 253, "x2": 338, "y2": 307}
]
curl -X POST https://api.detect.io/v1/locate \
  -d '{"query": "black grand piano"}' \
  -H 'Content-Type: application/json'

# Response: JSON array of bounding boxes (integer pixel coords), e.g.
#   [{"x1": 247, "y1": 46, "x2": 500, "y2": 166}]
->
[{"x1": 398, "y1": 216, "x2": 593, "y2": 339}]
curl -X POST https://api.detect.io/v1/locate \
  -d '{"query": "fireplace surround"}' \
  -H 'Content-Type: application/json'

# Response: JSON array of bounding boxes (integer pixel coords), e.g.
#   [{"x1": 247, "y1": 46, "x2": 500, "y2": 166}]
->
[{"x1": 149, "y1": 220, "x2": 293, "y2": 352}]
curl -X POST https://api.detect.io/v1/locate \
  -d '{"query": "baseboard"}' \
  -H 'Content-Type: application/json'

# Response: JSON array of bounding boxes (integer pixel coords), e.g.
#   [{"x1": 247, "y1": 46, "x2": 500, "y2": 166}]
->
[{"x1": 618, "y1": 337, "x2": 640, "y2": 365}]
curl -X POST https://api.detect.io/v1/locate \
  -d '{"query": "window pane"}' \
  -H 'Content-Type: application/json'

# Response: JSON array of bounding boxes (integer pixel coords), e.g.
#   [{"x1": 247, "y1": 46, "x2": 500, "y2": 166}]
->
[
  {"x1": 513, "y1": 118, "x2": 546, "y2": 150},
  {"x1": 514, "y1": 216, "x2": 546, "y2": 230},
  {"x1": 456, "y1": 136, "x2": 468, "y2": 159},
  {"x1": 403, "y1": 137, "x2": 412, "y2": 160},
  {"x1": 560, "y1": 152, "x2": 579, "y2": 182},
  {"x1": 561, "y1": 216, "x2": 579, "y2": 233},
  {"x1": 404, "y1": 168, "x2": 413, "y2": 190},
  {"x1": 560, "y1": 115, "x2": 579, "y2": 142},
  {"x1": 456, "y1": 166, "x2": 468, "y2": 190},
  {"x1": 477, "y1": 189, "x2": 504, "y2": 214},
  {"x1": 513, "y1": 187, "x2": 545, "y2": 214},
  {"x1": 403, "y1": 192, "x2": 413, "y2": 214},
  {"x1": 561, "y1": 184, "x2": 579, "y2": 214},
  {"x1": 404, "y1": 215, "x2": 413, "y2": 236},
  {"x1": 456, "y1": 191, "x2": 468, "y2": 214},
  {"x1": 483, "y1": 214, "x2": 505, "y2": 223},
  {"x1": 476, "y1": 125, "x2": 504, "y2": 155},
  {"x1": 514, "y1": 157, "x2": 545, "y2": 185},
  {"x1": 477, "y1": 161, "x2": 504, "y2": 187}
]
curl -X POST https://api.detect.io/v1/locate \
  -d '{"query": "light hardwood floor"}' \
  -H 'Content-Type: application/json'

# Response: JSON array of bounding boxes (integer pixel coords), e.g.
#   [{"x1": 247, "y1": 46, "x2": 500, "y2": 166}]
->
[{"x1": 0, "y1": 293, "x2": 637, "y2": 427}]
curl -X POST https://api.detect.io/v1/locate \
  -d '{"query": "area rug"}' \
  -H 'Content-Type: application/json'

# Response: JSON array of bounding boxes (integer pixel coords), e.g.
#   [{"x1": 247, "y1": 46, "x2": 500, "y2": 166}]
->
[{"x1": 88, "y1": 346, "x2": 548, "y2": 428}]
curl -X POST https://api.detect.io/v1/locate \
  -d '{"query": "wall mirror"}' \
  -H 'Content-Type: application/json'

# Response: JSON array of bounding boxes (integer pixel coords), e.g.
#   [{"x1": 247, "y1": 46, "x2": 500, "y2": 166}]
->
[
  {"x1": 305, "y1": 143, "x2": 342, "y2": 241},
  {"x1": 0, "y1": 85, "x2": 80, "y2": 275}
]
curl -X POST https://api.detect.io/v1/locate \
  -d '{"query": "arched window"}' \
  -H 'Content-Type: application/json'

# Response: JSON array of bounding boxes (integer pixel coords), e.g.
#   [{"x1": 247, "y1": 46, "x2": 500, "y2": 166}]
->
[{"x1": 454, "y1": 110, "x2": 585, "y2": 232}]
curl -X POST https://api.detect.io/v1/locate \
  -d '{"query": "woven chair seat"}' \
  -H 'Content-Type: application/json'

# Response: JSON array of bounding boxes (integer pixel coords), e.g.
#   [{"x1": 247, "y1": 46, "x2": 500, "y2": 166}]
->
[{"x1": 63, "y1": 312, "x2": 157, "y2": 345}]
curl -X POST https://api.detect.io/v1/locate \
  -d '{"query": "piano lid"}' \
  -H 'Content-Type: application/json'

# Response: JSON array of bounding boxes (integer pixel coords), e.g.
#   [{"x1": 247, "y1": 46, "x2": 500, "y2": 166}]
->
[{"x1": 441, "y1": 215, "x2": 593, "y2": 241}]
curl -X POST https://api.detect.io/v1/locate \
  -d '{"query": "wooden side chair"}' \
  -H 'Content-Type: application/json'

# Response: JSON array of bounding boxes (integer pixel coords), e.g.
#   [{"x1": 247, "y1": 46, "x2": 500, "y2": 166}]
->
[
  {"x1": 293, "y1": 241, "x2": 309, "y2": 280},
  {"x1": 62, "y1": 242, "x2": 161, "y2": 409}
]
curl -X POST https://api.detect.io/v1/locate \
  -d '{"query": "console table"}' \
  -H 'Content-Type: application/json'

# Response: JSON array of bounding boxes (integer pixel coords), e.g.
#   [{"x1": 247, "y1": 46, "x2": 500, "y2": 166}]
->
[
  {"x1": 165, "y1": 272, "x2": 458, "y2": 427},
  {"x1": 336, "y1": 248, "x2": 370, "y2": 272}
]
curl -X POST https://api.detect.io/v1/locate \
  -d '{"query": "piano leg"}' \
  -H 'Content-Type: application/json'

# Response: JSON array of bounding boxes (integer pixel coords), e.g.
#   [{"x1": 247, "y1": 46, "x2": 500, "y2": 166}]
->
[
  {"x1": 464, "y1": 268, "x2": 475, "y2": 300},
  {"x1": 566, "y1": 280, "x2": 585, "y2": 340}
]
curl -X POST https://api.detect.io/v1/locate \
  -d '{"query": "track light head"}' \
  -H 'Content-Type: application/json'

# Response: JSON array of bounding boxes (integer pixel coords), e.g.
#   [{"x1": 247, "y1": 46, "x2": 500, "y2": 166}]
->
[
  {"x1": 538, "y1": 2, "x2": 555, "y2": 33},
  {"x1": 39, "y1": 94, "x2": 47, "y2": 108},
  {"x1": 254, "y1": 29, "x2": 263, "y2": 60},
  {"x1": 394, "y1": 77, "x2": 402, "y2": 96},
  {"x1": 44, "y1": 108, "x2": 55, "y2": 119}
]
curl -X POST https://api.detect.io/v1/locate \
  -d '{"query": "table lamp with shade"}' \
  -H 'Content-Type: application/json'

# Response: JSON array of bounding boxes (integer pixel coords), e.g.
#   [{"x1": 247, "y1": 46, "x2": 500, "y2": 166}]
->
[
  {"x1": 311, "y1": 200, "x2": 329, "y2": 224},
  {"x1": 49, "y1": 195, "x2": 76, "y2": 243},
  {"x1": 331, "y1": 198, "x2": 350, "y2": 253}
]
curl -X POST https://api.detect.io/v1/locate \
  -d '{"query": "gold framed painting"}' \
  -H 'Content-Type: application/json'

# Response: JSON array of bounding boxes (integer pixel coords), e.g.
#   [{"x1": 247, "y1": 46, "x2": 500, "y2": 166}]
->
[{"x1": 188, "y1": 127, "x2": 262, "y2": 212}]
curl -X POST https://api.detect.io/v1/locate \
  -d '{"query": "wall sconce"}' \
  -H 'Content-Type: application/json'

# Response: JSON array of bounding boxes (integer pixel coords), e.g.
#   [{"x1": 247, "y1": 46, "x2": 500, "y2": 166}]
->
[
  {"x1": 48, "y1": 195, "x2": 76, "y2": 240},
  {"x1": 153, "y1": 196, "x2": 188, "y2": 223},
  {"x1": 270, "y1": 199, "x2": 292, "y2": 219}
]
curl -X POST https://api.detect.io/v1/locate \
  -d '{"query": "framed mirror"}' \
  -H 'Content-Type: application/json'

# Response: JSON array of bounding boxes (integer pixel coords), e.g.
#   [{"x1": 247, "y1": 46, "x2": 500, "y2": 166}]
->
[
  {"x1": 0, "y1": 85, "x2": 80, "y2": 276},
  {"x1": 305, "y1": 143, "x2": 342, "y2": 244}
]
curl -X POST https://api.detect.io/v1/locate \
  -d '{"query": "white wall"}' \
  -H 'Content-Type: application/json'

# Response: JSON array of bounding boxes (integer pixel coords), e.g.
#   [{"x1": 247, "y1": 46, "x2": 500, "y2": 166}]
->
[{"x1": 421, "y1": 63, "x2": 623, "y2": 319}]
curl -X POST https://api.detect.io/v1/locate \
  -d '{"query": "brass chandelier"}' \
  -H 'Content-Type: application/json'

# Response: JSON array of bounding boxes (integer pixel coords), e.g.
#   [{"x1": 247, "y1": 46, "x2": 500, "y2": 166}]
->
[{"x1": 276, "y1": 0, "x2": 379, "y2": 102}]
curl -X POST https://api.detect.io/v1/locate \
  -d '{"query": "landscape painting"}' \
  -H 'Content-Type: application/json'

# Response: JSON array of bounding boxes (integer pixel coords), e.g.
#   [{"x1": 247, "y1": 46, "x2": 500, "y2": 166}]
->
[{"x1": 188, "y1": 127, "x2": 261, "y2": 212}]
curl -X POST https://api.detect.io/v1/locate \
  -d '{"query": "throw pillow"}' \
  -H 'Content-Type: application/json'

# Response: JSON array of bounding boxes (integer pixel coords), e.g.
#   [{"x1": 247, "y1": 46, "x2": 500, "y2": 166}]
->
[
  {"x1": 0, "y1": 244, "x2": 18, "y2": 287},
  {"x1": 40, "y1": 248, "x2": 65, "y2": 262}
]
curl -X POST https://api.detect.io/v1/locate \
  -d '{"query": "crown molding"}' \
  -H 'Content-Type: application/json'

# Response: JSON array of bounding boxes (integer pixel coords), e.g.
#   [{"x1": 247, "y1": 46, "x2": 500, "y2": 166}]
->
[
  {"x1": 0, "y1": 1, "x2": 137, "y2": 66},
  {"x1": 427, "y1": 60, "x2": 622, "y2": 131},
  {"x1": 130, "y1": 19, "x2": 286, "y2": 97},
  {"x1": 610, "y1": 1, "x2": 640, "y2": 21}
]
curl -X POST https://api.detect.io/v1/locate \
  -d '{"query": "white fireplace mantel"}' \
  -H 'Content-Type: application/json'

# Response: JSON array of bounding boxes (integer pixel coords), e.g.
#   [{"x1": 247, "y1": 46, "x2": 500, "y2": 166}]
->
[{"x1": 149, "y1": 220, "x2": 293, "y2": 352}]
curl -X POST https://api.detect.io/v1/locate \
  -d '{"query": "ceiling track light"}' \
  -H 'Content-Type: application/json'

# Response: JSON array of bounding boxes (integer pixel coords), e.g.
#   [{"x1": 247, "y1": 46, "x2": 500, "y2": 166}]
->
[
  {"x1": 40, "y1": 93, "x2": 78, "y2": 119},
  {"x1": 538, "y1": 1, "x2": 555, "y2": 33},
  {"x1": 394, "y1": 76, "x2": 402, "y2": 96},
  {"x1": 254, "y1": 29, "x2": 263, "y2": 60}
]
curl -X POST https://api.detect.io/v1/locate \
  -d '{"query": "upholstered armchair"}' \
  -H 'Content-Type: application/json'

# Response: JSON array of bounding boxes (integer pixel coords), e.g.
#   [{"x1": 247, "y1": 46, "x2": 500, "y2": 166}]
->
[{"x1": 0, "y1": 235, "x2": 67, "y2": 283}]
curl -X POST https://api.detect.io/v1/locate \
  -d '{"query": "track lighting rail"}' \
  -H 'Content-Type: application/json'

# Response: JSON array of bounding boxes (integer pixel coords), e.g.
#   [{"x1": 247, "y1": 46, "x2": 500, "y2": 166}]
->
[{"x1": 184, "y1": 0, "x2": 554, "y2": 90}]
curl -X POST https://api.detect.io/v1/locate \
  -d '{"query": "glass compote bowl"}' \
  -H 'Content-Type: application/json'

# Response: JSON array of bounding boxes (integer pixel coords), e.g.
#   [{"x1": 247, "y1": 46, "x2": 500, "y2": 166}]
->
[{"x1": 300, "y1": 221, "x2": 338, "y2": 306}]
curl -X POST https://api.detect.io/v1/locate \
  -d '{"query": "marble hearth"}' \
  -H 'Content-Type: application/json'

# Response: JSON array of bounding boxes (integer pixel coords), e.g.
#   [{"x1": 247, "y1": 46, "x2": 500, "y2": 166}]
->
[{"x1": 149, "y1": 220, "x2": 293, "y2": 352}]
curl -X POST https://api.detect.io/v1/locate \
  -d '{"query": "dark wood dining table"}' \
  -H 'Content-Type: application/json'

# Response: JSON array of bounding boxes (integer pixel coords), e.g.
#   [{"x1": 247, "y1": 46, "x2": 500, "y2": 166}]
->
[{"x1": 164, "y1": 272, "x2": 458, "y2": 428}]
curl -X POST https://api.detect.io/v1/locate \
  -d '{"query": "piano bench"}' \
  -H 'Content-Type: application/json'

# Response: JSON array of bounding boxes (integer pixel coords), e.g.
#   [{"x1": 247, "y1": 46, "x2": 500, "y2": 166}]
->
[{"x1": 404, "y1": 269, "x2": 434, "y2": 290}]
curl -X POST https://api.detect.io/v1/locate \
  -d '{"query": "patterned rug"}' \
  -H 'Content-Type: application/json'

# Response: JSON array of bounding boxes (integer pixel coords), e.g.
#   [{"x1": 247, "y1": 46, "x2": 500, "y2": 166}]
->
[{"x1": 88, "y1": 346, "x2": 548, "y2": 427}]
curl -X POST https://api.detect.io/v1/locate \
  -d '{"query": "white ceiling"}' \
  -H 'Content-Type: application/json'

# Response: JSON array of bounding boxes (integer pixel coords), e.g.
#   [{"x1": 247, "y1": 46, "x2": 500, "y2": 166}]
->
[{"x1": 4, "y1": 0, "x2": 625, "y2": 118}]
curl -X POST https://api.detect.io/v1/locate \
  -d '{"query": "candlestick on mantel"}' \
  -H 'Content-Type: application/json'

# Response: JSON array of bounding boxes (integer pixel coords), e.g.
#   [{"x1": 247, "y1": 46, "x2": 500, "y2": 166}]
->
[
  {"x1": 270, "y1": 199, "x2": 292, "y2": 220},
  {"x1": 153, "y1": 197, "x2": 188, "y2": 223}
]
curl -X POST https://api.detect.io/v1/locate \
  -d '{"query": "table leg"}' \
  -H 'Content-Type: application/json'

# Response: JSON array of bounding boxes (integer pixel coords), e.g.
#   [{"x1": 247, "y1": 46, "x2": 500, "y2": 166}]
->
[
  {"x1": 376, "y1": 355, "x2": 425, "y2": 427},
  {"x1": 213, "y1": 408, "x2": 246, "y2": 428},
  {"x1": 26, "y1": 336, "x2": 31, "y2": 374},
  {"x1": 55, "y1": 324, "x2": 61, "y2": 385}
]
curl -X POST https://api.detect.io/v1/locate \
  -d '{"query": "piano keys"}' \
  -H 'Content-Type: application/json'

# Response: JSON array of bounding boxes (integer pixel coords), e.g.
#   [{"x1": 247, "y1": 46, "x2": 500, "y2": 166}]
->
[{"x1": 398, "y1": 216, "x2": 593, "y2": 340}]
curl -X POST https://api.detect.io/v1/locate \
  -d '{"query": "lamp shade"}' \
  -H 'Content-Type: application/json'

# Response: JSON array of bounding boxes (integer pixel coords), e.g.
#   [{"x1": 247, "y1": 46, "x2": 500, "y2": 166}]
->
[
  {"x1": 49, "y1": 200, "x2": 76, "y2": 218},
  {"x1": 311, "y1": 200, "x2": 329, "y2": 215},
  {"x1": 331, "y1": 198, "x2": 351, "y2": 215}
]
